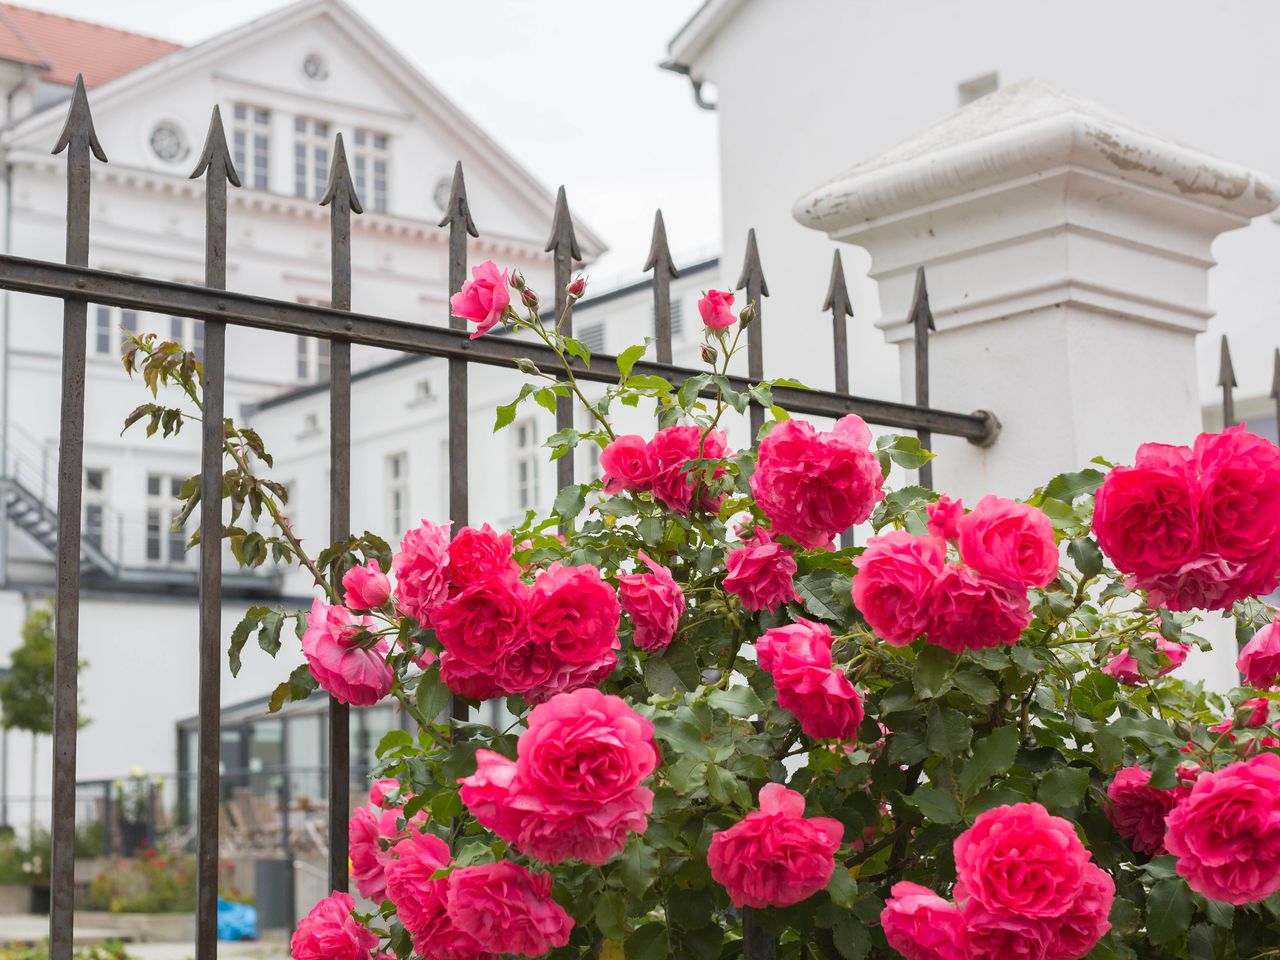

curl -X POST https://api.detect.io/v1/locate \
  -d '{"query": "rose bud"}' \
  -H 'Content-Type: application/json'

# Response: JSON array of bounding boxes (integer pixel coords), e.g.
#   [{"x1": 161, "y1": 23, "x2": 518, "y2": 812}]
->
[
  {"x1": 567, "y1": 276, "x2": 587, "y2": 298},
  {"x1": 521, "y1": 287, "x2": 540, "y2": 309}
]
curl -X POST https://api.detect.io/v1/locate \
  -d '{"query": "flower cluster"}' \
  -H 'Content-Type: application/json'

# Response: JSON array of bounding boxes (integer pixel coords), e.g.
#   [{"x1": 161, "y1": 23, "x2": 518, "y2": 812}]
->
[
  {"x1": 291, "y1": 891, "x2": 380, "y2": 960},
  {"x1": 601, "y1": 426, "x2": 731, "y2": 514},
  {"x1": 756, "y1": 619, "x2": 864, "y2": 741},
  {"x1": 1102, "y1": 632, "x2": 1188, "y2": 685},
  {"x1": 852, "y1": 495, "x2": 1055, "y2": 652},
  {"x1": 1238, "y1": 620, "x2": 1280, "y2": 690},
  {"x1": 349, "y1": 780, "x2": 427, "y2": 901},
  {"x1": 459, "y1": 689, "x2": 659, "y2": 865},
  {"x1": 1092, "y1": 426, "x2": 1280, "y2": 610}
]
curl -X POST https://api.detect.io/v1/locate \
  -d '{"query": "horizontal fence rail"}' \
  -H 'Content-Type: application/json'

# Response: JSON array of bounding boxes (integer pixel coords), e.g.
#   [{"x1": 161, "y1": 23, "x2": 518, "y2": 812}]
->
[{"x1": 17, "y1": 77, "x2": 1001, "y2": 960}]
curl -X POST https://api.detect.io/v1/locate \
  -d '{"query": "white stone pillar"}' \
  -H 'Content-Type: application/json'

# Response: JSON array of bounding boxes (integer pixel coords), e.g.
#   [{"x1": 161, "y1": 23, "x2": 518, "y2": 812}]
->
[{"x1": 793, "y1": 79, "x2": 1280, "y2": 690}]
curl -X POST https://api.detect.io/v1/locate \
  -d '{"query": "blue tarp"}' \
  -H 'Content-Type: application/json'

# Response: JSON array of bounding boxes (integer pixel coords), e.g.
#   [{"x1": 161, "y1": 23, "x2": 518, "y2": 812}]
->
[{"x1": 217, "y1": 898, "x2": 258, "y2": 941}]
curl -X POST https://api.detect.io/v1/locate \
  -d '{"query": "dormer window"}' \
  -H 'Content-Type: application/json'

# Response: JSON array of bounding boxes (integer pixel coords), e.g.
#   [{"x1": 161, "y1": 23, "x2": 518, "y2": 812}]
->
[{"x1": 232, "y1": 103, "x2": 271, "y2": 190}]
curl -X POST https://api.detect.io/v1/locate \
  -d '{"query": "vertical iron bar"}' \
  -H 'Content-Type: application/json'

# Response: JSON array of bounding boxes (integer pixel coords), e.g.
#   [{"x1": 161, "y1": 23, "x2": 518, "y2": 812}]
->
[
  {"x1": 190, "y1": 104, "x2": 238, "y2": 960},
  {"x1": 321, "y1": 133, "x2": 361, "y2": 894},
  {"x1": 545, "y1": 186, "x2": 581, "y2": 494},
  {"x1": 1219, "y1": 334, "x2": 1237, "y2": 429},
  {"x1": 824, "y1": 250, "x2": 855, "y2": 547},
  {"x1": 908, "y1": 267, "x2": 935, "y2": 489},
  {"x1": 644, "y1": 210, "x2": 679, "y2": 365},
  {"x1": 438, "y1": 162, "x2": 477, "y2": 724},
  {"x1": 1270, "y1": 349, "x2": 1280, "y2": 442},
  {"x1": 735, "y1": 229, "x2": 769, "y2": 443},
  {"x1": 49, "y1": 75, "x2": 104, "y2": 960}
]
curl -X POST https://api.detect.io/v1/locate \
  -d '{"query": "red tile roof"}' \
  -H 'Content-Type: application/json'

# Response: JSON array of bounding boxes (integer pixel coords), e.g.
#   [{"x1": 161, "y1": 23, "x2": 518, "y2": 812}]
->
[{"x1": 0, "y1": 3, "x2": 180, "y2": 88}]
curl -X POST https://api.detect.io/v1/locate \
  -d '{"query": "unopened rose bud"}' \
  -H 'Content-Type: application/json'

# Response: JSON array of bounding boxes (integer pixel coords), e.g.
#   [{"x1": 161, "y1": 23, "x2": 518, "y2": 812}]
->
[
  {"x1": 514, "y1": 357, "x2": 542, "y2": 377},
  {"x1": 510, "y1": 270, "x2": 526, "y2": 291},
  {"x1": 521, "y1": 287, "x2": 540, "y2": 309},
  {"x1": 738, "y1": 303, "x2": 757, "y2": 327},
  {"x1": 567, "y1": 275, "x2": 587, "y2": 298},
  {"x1": 700, "y1": 343, "x2": 718, "y2": 365}
]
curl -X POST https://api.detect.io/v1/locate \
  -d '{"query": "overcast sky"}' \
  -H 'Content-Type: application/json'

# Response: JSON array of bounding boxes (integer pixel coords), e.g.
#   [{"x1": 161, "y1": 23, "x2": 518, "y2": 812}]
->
[{"x1": 25, "y1": 0, "x2": 721, "y2": 284}]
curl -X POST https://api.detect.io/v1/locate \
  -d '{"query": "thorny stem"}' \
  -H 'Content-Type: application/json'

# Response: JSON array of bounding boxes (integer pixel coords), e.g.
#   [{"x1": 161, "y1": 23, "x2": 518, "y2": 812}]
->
[{"x1": 513, "y1": 306, "x2": 617, "y2": 442}]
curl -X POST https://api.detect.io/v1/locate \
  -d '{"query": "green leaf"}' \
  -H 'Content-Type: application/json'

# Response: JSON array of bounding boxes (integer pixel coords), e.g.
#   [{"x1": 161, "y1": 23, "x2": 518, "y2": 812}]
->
[
  {"x1": 617, "y1": 342, "x2": 648, "y2": 380},
  {"x1": 377, "y1": 728, "x2": 414, "y2": 756},
  {"x1": 677, "y1": 373, "x2": 711, "y2": 410},
  {"x1": 430, "y1": 791, "x2": 463, "y2": 820},
  {"x1": 626, "y1": 923, "x2": 669, "y2": 960},
  {"x1": 794, "y1": 570, "x2": 856, "y2": 624},
  {"x1": 926, "y1": 704, "x2": 972, "y2": 756},
  {"x1": 952, "y1": 669, "x2": 999, "y2": 704},
  {"x1": 912, "y1": 646, "x2": 956, "y2": 700},
  {"x1": 876, "y1": 434, "x2": 935, "y2": 470},
  {"x1": 1187, "y1": 923, "x2": 1218, "y2": 960},
  {"x1": 416, "y1": 669, "x2": 452, "y2": 722},
  {"x1": 652, "y1": 716, "x2": 710, "y2": 760},
  {"x1": 707, "y1": 685, "x2": 764, "y2": 718},
  {"x1": 553, "y1": 483, "x2": 588, "y2": 520},
  {"x1": 958, "y1": 725, "x2": 1020, "y2": 796},
  {"x1": 493, "y1": 399, "x2": 519, "y2": 431},
  {"x1": 904, "y1": 787, "x2": 962, "y2": 824},
  {"x1": 1036, "y1": 766, "x2": 1090, "y2": 810},
  {"x1": 619, "y1": 839, "x2": 659, "y2": 899},
  {"x1": 1068, "y1": 537, "x2": 1104, "y2": 579},
  {"x1": 825, "y1": 865, "x2": 857, "y2": 908},
  {"x1": 594, "y1": 890, "x2": 626, "y2": 940},
  {"x1": 257, "y1": 609, "x2": 284, "y2": 658},
  {"x1": 1041, "y1": 468, "x2": 1105, "y2": 504},
  {"x1": 643, "y1": 653, "x2": 689, "y2": 696},
  {"x1": 1147, "y1": 878, "x2": 1193, "y2": 945}
]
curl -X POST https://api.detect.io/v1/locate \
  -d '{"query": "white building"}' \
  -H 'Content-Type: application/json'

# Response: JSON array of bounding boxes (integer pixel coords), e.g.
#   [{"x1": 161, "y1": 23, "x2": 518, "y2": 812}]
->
[{"x1": 0, "y1": 0, "x2": 605, "y2": 829}]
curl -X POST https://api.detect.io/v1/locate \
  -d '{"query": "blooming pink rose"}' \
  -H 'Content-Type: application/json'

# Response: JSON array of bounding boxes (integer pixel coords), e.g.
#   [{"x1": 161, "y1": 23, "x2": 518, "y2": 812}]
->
[
  {"x1": 527, "y1": 563, "x2": 620, "y2": 665},
  {"x1": 647, "y1": 425, "x2": 730, "y2": 515},
  {"x1": 954, "y1": 803, "x2": 1088, "y2": 919},
  {"x1": 522, "y1": 654, "x2": 619, "y2": 705},
  {"x1": 1092, "y1": 442, "x2": 1201, "y2": 577},
  {"x1": 439, "y1": 653, "x2": 507, "y2": 702},
  {"x1": 349, "y1": 800, "x2": 427, "y2": 901},
  {"x1": 433, "y1": 574, "x2": 529, "y2": 672},
  {"x1": 600, "y1": 434, "x2": 653, "y2": 495},
  {"x1": 448, "y1": 524, "x2": 519, "y2": 588},
  {"x1": 958, "y1": 495, "x2": 1058, "y2": 589},
  {"x1": 958, "y1": 896, "x2": 1049, "y2": 960},
  {"x1": 925, "y1": 564, "x2": 1030, "y2": 653},
  {"x1": 385, "y1": 832, "x2": 486, "y2": 960},
  {"x1": 369, "y1": 778, "x2": 401, "y2": 808},
  {"x1": 516, "y1": 688, "x2": 659, "y2": 809},
  {"x1": 618, "y1": 550, "x2": 685, "y2": 652},
  {"x1": 852, "y1": 531, "x2": 946, "y2": 646},
  {"x1": 493, "y1": 638, "x2": 557, "y2": 697},
  {"x1": 291, "y1": 891, "x2": 379, "y2": 960},
  {"x1": 450, "y1": 260, "x2": 511, "y2": 339},
  {"x1": 342, "y1": 558, "x2": 391, "y2": 611},
  {"x1": 1164, "y1": 752, "x2": 1280, "y2": 904},
  {"x1": 447, "y1": 862, "x2": 573, "y2": 957},
  {"x1": 1102, "y1": 634, "x2": 1188, "y2": 685},
  {"x1": 723, "y1": 527, "x2": 799, "y2": 612},
  {"x1": 926, "y1": 496, "x2": 964, "y2": 540},
  {"x1": 708, "y1": 783, "x2": 844, "y2": 908},
  {"x1": 1137, "y1": 553, "x2": 1249, "y2": 612},
  {"x1": 697, "y1": 289, "x2": 736, "y2": 328},
  {"x1": 879, "y1": 881, "x2": 966, "y2": 960},
  {"x1": 392, "y1": 520, "x2": 452, "y2": 627},
  {"x1": 751, "y1": 415, "x2": 885, "y2": 549},
  {"x1": 1238, "y1": 621, "x2": 1280, "y2": 690},
  {"x1": 1042, "y1": 864, "x2": 1115, "y2": 960},
  {"x1": 1195, "y1": 426, "x2": 1280, "y2": 563},
  {"x1": 756, "y1": 619, "x2": 864, "y2": 741},
  {"x1": 301, "y1": 599, "x2": 391, "y2": 707},
  {"x1": 1105, "y1": 764, "x2": 1177, "y2": 856}
]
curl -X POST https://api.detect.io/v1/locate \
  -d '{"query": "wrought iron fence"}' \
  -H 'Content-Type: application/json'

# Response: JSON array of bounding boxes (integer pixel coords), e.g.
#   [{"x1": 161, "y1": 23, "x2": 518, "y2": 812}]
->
[{"x1": 3, "y1": 78, "x2": 1001, "y2": 959}]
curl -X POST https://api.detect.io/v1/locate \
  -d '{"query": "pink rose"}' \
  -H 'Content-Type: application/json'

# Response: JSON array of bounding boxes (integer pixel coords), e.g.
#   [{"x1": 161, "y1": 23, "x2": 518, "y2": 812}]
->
[
  {"x1": 1138, "y1": 553, "x2": 1249, "y2": 612},
  {"x1": 723, "y1": 527, "x2": 799, "y2": 612},
  {"x1": 291, "y1": 891, "x2": 379, "y2": 960},
  {"x1": 1105, "y1": 764, "x2": 1177, "y2": 856},
  {"x1": 618, "y1": 550, "x2": 685, "y2": 652},
  {"x1": 1238, "y1": 621, "x2": 1280, "y2": 690},
  {"x1": 756, "y1": 619, "x2": 864, "y2": 741},
  {"x1": 385, "y1": 831, "x2": 483, "y2": 959},
  {"x1": 954, "y1": 803, "x2": 1088, "y2": 919},
  {"x1": 697, "y1": 288, "x2": 736, "y2": 328},
  {"x1": 349, "y1": 801, "x2": 427, "y2": 901},
  {"x1": 342, "y1": 558, "x2": 391, "y2": 611},
  {"x1": 1195, "y1": 426, "x2": 1280, "y2": 562},
  {"x1": 708, "y1": 783, "x2": 844, "y2": 908},
  {"x1": 447, "y1": 862, "x2": 573, "y2": 957},
  {"x1": 369, "y1": 778, "x2": 401, "y2": 808},
  {"x1": 527, "y1": 563, "x2": 620, "y2": 664},
  {"x1": 493, "y1": 638, "x2": 558, "y2": 697},
  {"x1": 1242, "y1": 696, "x2": 1272, "y2": 727},
  {"x1": 1102, "y1": 634, "x2": 1188, "y2": 685},
  {"x1": 925, "y1": 564, "x2": 1030, "y2": 653},
  {"x1": 301, "y1": 599, "x2": 391, "y2": 707},
  {"x1": 433, "y1": 574, "x2": 529, "y2": 672},
  {"x1": 1092, "y1": 442, "x2": 1201, "y2": 577},
  {"x1": 448, "y1": 524, "x2": 519, "y2": 587},
  {"x1": 450, "y1": 260, "x2": 511, "y2": 339},
  {"x1": 1041, "y1": 864, "x2": 1114, "y2": 960},
  {"x1": 751, "y1": 415, "x2": 885, "y2": 549},
  {"x1": 522, "y1": 653, "x2": 618, "y2": 706},
  {"x1": 852, "y1": 531, "x2": 946, "y2": 646},
  {"x1": 958, "y1": 897, "x2": 1049, "y2": 960},
  {"x1": 926, "y1": 496, "x2": 964, "y2": 540},
  {"x1": 647, "y1": 425, "x2": 730, "y2": 515},
  {"x1": 1164, "y1": 753, "x2": 1280, "y2": 904},
  {"x1": 600, "y1": 434, "x2": 653, "y2": 495},
  {"x1": 439, "y1": 653, "x2": 507, "y2": 702},
  {"x1": 392, "y1": 520, "x2": 452, "y2": 627},
  {"x1": 516, "y1": 688, "x2": 659, "y2": 810},
  {"x1": 958, "y1": 495, "x2": 1058, "y2": 589},
  {"x1": 879, "y1": 881, "x2": 966, "y2": 960}
]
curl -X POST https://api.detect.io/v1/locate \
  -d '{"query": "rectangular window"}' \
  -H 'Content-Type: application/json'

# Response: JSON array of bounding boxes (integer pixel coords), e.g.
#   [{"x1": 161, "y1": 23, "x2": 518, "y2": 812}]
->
[
  {"x1": 387, "y1": 452, "x2": 408, "y2": 536},
  {"x1": 232, "y1": 103, "x2": 271, "y2": 190},
  {"x1": 352, "y1": 128, "x2": 389, "y2": 213},
  {"x1": 91, "y1": 306, "x2": 139, "y2": 356},
  {"x1": 514, "y1": 419, "x2": 540, "y2": 512},
  {"x1": 295, "y1": 335, "x2": 331, "y2": 383},
  {"x1": 579, "y1": 322, "x2": 605, "y2": 354},
  {"x1": 294, "y1": 116, "x2": 330, "y2": 200},
  {"x1": 168, "y1": 316, "x2": 205, "y2": 362},
  {"x1": 651, "y1": 299, "x2": 685, "y2": 340},
  {"x1": 146, "y1": 472, "x2": 189, "y2": 565},
  {"x1": 84, "y1": 468, "x2": 106, "y2": 551}
]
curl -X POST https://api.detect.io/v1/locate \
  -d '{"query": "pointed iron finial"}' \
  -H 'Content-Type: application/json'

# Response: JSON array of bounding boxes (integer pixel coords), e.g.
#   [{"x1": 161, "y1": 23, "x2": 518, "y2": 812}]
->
[
  {"x1": 544, "y1": 185, "x2": 582, "y2": 261},
  {"x1": 190, "y1": 105, "x2": 240, "y2": 186},
  {"x1": 735, "y1": 227, "x2": 770, "y2": 297},
  {"x1": 320, "y1": 132, "x2": 363, "y2": 213},
  {"x1": 823, "y1": 249, "x2": 853, "y2": 318},
  {"x1": 436, "y1": 160, "x2": 478, "y2": 236},
  {"x1": 908, "y1": 267, "x2": 935, "y2": 333},
  {"x1": 1218, "y1": 334, "x2": 1237, "y2": 388},
  {"x1": 643, "y1": 209, "x2": 679, "y2": 279},
  {"x1": 52, "y1": 74, "x2": 107, "y2": 162}
]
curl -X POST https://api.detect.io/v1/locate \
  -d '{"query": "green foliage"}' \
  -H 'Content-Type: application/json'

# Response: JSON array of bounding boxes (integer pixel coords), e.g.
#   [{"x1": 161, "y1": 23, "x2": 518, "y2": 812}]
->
[
  {"x1": 0, "y1": 942, "x2": 137, "y2": 960},
  {"x1": 0, "y1": 604, "x2": 85, "y2": 735},
  {"x1": 83, "y1": 850, "x2": 196, "y2": 914}
]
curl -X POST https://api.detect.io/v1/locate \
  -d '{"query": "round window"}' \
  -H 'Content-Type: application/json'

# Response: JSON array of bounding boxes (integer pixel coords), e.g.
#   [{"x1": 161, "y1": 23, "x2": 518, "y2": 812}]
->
[
  {"x1": 433, "y1": 175, "x2": 453, "y2": 213},
  {"x1": 149, "y1": 122, "x2": 189, "y2": 163},
  {"x1": 303, "y1": 53, "x2": 329, "y2": 81}
]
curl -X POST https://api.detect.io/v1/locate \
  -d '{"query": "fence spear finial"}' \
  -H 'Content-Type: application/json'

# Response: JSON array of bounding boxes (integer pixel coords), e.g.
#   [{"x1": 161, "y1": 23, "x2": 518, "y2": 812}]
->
[
  {"x1": 645, "y1": 209, "x2": 679, "y2": 366},
  {"x1": 736, "y1": 228, "x2": 770, "y2": 441},
  {"x1": 547, "y1": 185, "x2": 581, "y2": 500},
  {"x1": 53, "y1": 74, "x2": 106, "y2": 162},
  {"x1": 908, "y1": 267, "x2": 935, "y2": 488},
  {"x1": 545, "y1": 185, "x2": 582, "y2": 262},
  {"x1": 320, "y1": 132, "x2": 363, "y2": 214},
  {"x1": 825, "y1": 250, "x2": 854, "y2": 395},
  {"x1": 908, "y1": 266, "x2": 935, "y2": 334},
  {"x1": 735, "y1": 227, "x2": 770, "y2": 298},
  {"x1": 437, "y1": 160, "x2": 477, "y2": 237},
  {"x1": 190, "y1": 104, "x2": 240, "y2": 186},
  {"x1": 644, "y1": 209, "x2": 679, "y2": 279},
  {"x1": 1219, "y1": 334, "x2": 1237, "y2": 427}
]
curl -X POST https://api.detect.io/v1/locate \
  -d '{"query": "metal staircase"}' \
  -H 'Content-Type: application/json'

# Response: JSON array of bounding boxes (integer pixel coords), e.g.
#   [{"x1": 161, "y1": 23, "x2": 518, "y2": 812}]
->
[{"x1": 2, "y1": 472, "x2": 119, "y2": 577}]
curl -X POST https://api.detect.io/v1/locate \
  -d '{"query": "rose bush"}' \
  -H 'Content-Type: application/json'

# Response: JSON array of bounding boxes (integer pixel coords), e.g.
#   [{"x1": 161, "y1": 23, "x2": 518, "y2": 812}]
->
[{"x1": 124, "y1": 266, "x2": 1280, "y2": 958}]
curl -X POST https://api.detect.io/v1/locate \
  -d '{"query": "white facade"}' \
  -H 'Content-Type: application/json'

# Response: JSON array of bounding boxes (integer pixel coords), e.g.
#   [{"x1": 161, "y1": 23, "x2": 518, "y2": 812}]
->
[{"x1": 0, "y1": 0, "x2": 605, "y2": 825}]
